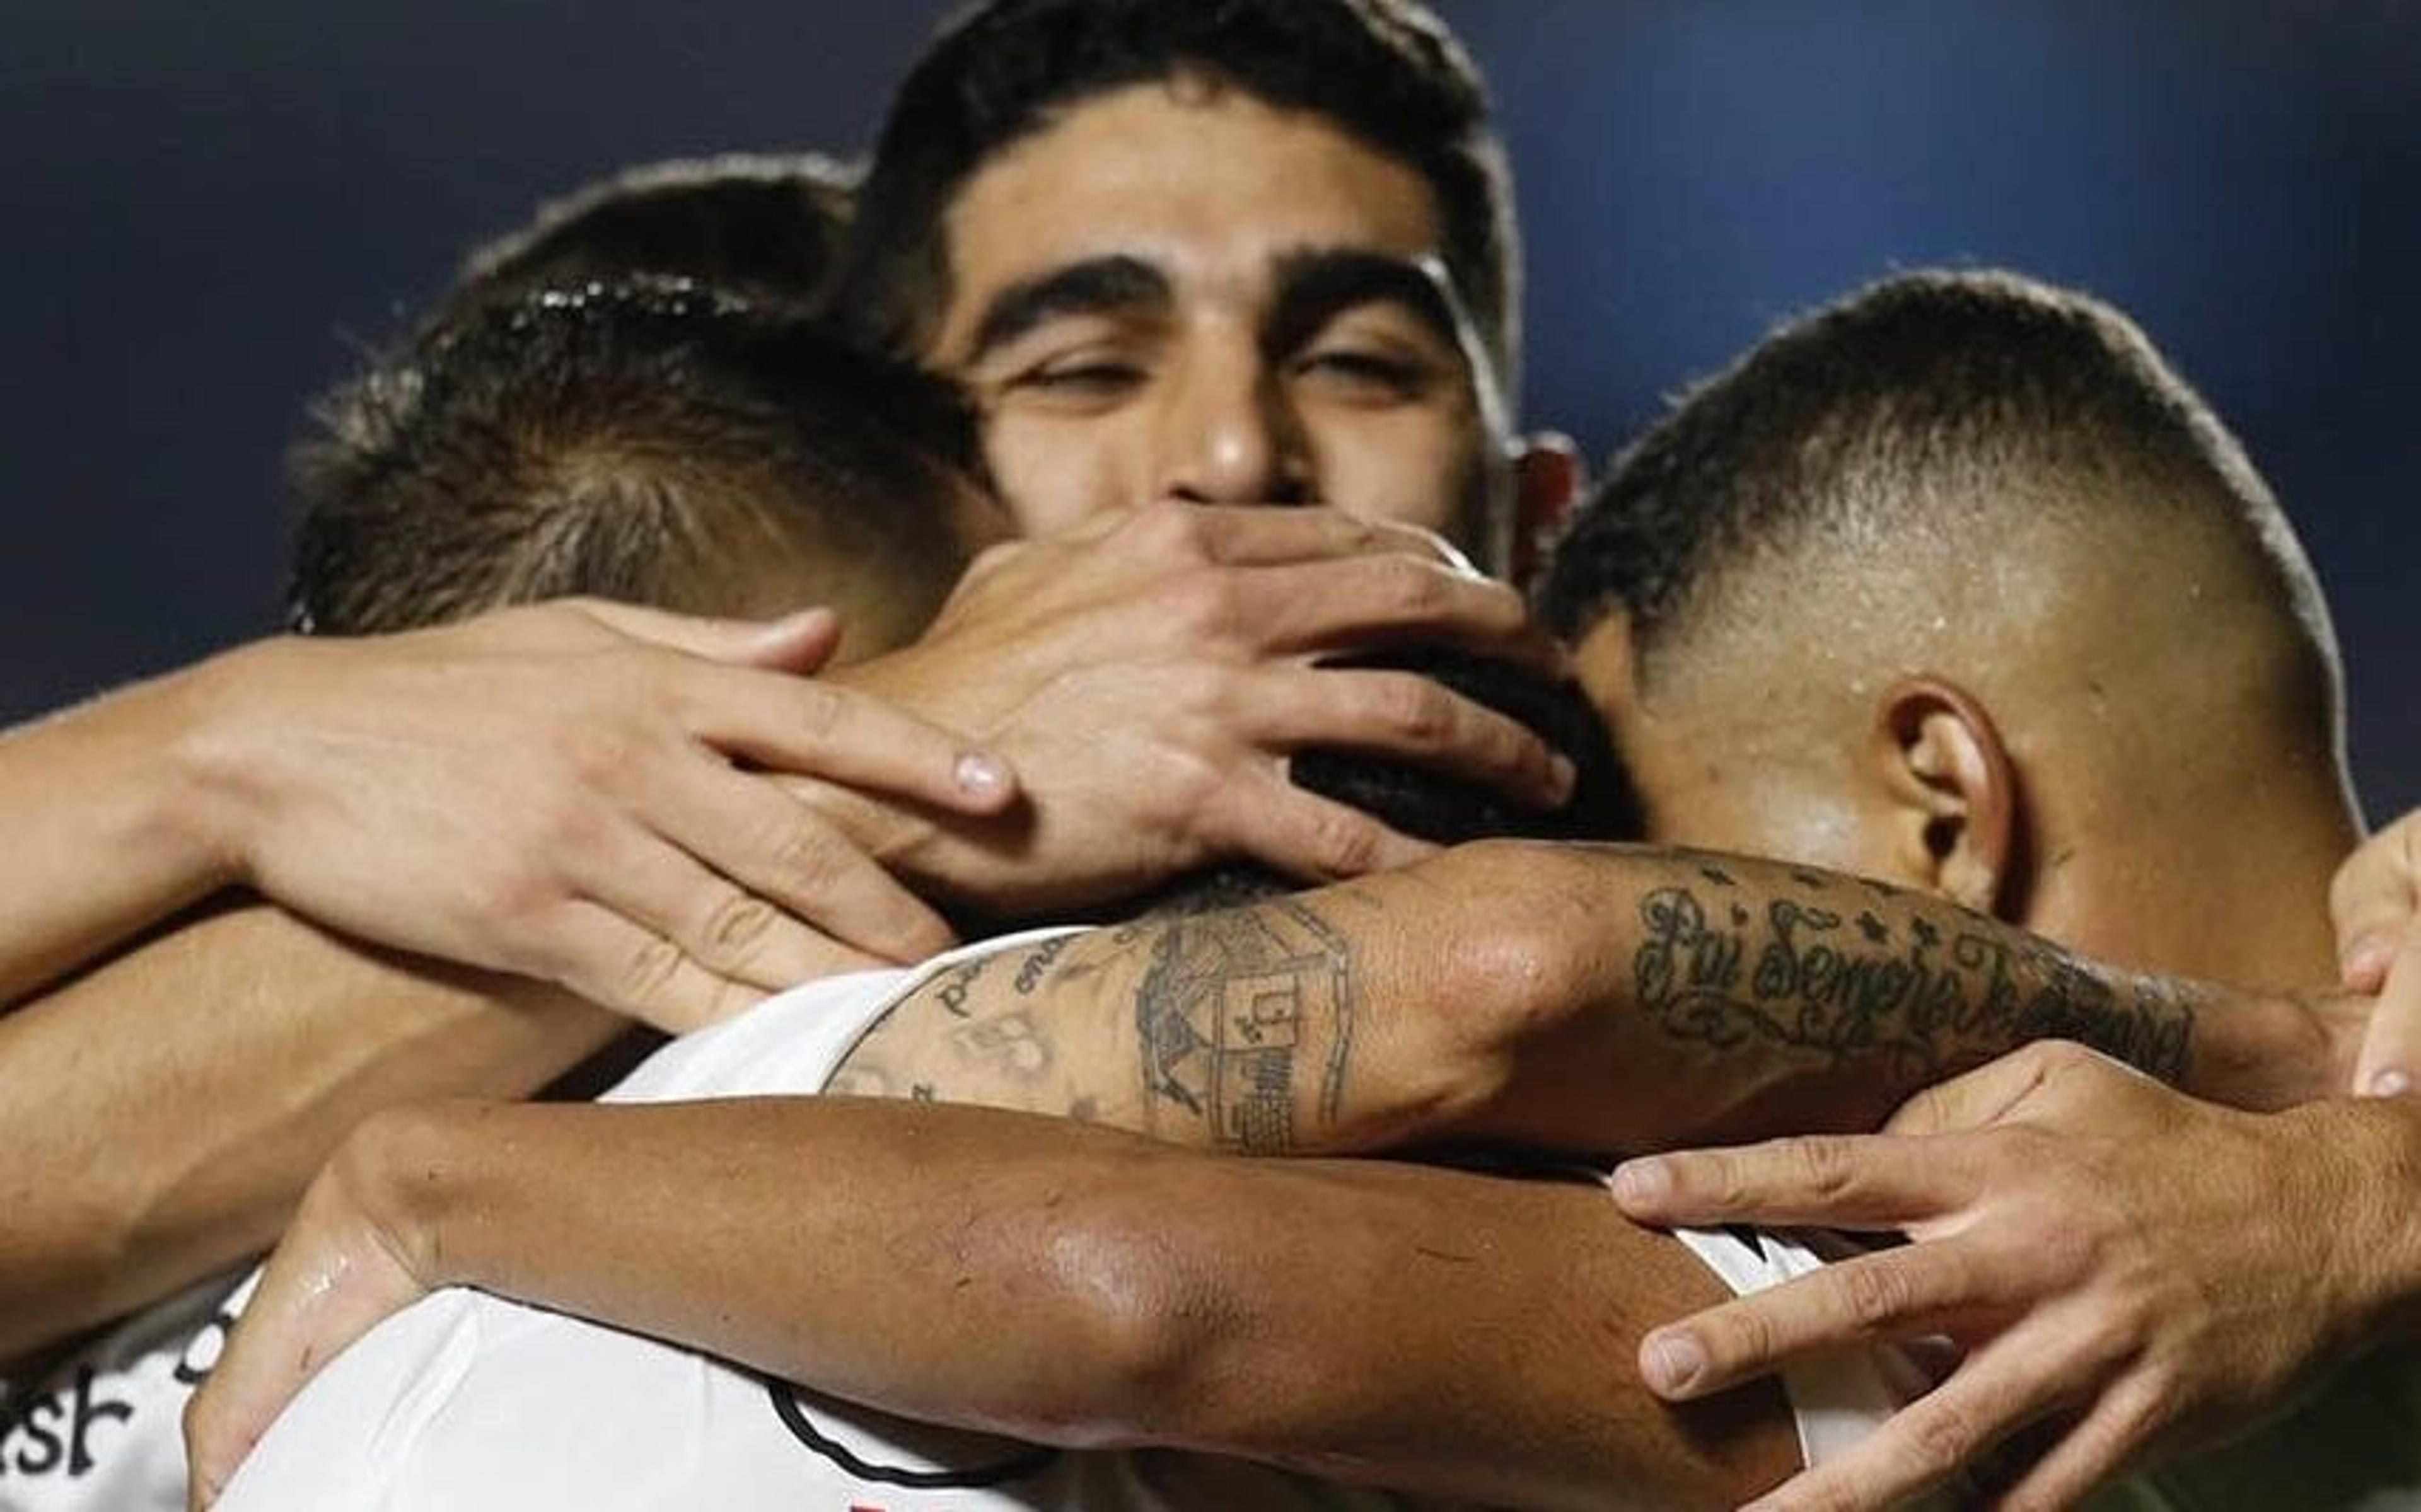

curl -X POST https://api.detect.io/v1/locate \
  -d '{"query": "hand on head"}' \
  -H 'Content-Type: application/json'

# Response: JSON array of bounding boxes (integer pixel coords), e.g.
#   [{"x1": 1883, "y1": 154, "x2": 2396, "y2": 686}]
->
[
  {"x1": 831, "y1": 500, "x2": 1575, "y2": 915},
  {"x1": 197, "y1": 597, "x2": 1015, "y2": 1032}
]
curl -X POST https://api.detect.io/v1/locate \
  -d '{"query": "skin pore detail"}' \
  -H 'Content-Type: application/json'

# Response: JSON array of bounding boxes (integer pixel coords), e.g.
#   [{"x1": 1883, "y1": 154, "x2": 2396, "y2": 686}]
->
[{"x1": 823, "y1": 843, "x2": 2262, "y2": 1171}]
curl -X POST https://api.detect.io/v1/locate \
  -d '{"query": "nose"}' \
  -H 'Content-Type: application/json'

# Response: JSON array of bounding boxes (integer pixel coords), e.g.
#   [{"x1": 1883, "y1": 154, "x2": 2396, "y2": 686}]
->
[{"x1": 1154, "y1": 337, "x2": 1311, "y2": 507}]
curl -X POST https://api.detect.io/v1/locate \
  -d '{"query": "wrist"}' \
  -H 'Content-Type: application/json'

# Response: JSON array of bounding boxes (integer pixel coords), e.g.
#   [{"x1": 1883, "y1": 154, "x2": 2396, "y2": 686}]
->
[
  {"x1": 2184, "y1": 984, "x2": 2352, "y2": 1111},
  {"x1": 163, "y1": 637, "x2": 310, "y2": 892},
  {"x1": 2294, "y1": 1096, "x2": 2421, "y2": 1356},
  {"x1": 330, "y1": 1097, "x2": 490, "y2": 1292}
]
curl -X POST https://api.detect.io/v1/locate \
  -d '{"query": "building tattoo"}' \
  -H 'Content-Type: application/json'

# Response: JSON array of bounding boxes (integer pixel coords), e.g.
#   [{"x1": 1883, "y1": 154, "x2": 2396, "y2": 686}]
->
[{"x1": 1133, "y1": 899, "x2": 1354, "y2": 1153}]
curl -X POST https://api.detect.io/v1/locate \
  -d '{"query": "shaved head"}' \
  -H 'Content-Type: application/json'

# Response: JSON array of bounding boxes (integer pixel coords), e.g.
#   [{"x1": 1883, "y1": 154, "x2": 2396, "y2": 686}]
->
[{"x1": 1542, "y1": 270, "x2": 2358, "y2": 979}]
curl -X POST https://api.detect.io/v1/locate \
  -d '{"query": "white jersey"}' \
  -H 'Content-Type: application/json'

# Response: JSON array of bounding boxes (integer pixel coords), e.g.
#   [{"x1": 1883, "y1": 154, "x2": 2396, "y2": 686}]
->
[
  {"x1": 213, "y1": 930, "x2": 1456, "y2": 1512},
  {"x1": 0, "y1": 1264, "x2": 250, "y2": 1512}
]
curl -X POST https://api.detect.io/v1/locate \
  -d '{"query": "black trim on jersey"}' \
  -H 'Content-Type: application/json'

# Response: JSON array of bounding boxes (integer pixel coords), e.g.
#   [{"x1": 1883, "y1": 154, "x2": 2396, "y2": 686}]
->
[{"x1": 760, "y1": 1376, "x2": 1059, "y2": 1490}]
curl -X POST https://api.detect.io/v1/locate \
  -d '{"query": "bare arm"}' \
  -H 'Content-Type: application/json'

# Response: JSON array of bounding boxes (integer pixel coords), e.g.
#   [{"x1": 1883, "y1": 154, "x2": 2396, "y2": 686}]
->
[
  {"x1": 0, "y1": 658, "x2": 250, "y2": 1006},
  {"x1": 0, "y1": 594, "x2": 1019, "y2": 1352},
  {"x1": 0, "y1": 900, "x2": 622, "y2": 1361},
  {"x1": 1, "y1": 600, "x2": 1018, "y2": 1026},
  {"x1": 191, "y1": 1095, "x2": 1799, "y2": 1511},
  {"x1": 833, "y1": 840, "x2": 2349, "y2": 1161}
]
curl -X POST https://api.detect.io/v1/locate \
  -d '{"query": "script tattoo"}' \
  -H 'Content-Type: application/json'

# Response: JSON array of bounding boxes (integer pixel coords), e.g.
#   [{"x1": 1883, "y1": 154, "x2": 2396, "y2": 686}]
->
[
  {"x1": 933, "y1": 955, "x2": 992, "y2": 1019},
  {"x1": 1633, "y1": 884, "x2": 2196, "y2": 1084},
  {"x1": 1012, "y1": 935, "x2": 1077, "y2": 995},
  {"x1": 1134, "y1": 898, "x2": 1354, "y2": 1153}
]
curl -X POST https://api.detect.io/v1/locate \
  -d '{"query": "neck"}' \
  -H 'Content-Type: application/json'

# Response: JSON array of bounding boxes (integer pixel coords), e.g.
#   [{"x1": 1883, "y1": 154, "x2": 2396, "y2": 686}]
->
[{"x1": 2028, "y1": 766, "x2": 2359, "y2": 991}]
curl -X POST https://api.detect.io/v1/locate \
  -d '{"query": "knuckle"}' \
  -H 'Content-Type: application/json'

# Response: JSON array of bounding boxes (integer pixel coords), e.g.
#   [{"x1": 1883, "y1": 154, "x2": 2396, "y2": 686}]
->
[
  {"x1": 1712, "y1": 1301, "x2": 1779, "y2": 1375},
  {"x1": 2032, "y1": 1038, "x2": 2099, "y2": 1073},
  {"x1": 1903, "y1": 1399, "x2": 1982, "y2": 1480},
  {"x1": 698, "y1": 891, "x2": 777, "y2": 964},
  {"x1": 1371, "y1": 676, "x2": 1453, "y2": 745},
  {"x1": 560, "y1": 724, "x2": 635, "y2": 788},
  {"x1": 1838, "y1": 1258, "x2": 1917, "y2": 1333},
  {"x1": 615, "y1": 934, "x2": 688, "y2": 1007},
  {"x1": 767, "y1": 821, "x2": 851, "y2": 899},
  {"x1": 789, "y1": 684, "x2": 847, "y2": 746},
  {"x1": 1378, "y1": 556, "x2": 1448, "y2": 619},
  {"x1": 1306, "y1": 807, "x2": 1385, "y2": 877},
  {"x1": 1133, "y1": 499, "x2": 1209, "y2": 559},
  {"x1": 1789, "y1": 1134, "x2": 1863, "y2": 1201}
]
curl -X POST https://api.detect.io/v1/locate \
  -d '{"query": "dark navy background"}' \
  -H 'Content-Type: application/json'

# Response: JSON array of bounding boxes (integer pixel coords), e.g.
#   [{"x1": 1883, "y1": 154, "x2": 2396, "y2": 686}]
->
[{"x1": 6, "y1": 1, "x2": 2417, "y2": 812}]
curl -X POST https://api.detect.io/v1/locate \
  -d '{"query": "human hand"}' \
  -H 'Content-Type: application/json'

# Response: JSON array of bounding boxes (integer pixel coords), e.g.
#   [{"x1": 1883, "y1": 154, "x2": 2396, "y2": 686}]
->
[
  {"x1": 832, "y1": 502, "x2": 1574, "y2": 914},
  {"x1": 186, "y1": 599, "x2": 1015, "y2": 1030},
  {"x1": 182, "y1": 1111, "x2": 439, "y2": 1511},
  {"x1": 2331, "y1": 812, "x2": 2421, "y2": 1096},
  {"x1": 1608, "y1": 1042, "x2": 2406, "y2": 1511}
]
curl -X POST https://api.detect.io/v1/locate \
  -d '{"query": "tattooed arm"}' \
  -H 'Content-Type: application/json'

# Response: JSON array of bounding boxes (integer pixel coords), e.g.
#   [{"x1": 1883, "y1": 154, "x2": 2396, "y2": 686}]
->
[
  {"x1": 192, "y1": 1095, "x2": 1802, "y2": 1511},
  {"x1": 833, "y1": 840, "x2": 2350, "y2": 1158}
]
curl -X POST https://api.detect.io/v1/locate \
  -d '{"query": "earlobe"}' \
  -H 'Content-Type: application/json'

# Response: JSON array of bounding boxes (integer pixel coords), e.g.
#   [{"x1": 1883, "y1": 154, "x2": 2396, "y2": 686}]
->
[
  {"x1": 1508, "y1": 432, "x2": 1583, "y2": 590},
  {"x1": 1872, "y1": 677, "x2": 2020, "y2": 915}
]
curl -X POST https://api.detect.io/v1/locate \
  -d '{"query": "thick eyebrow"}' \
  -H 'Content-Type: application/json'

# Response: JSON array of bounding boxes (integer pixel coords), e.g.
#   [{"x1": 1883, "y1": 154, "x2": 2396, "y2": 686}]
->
[
  {"x1": 963, "y1": 255, "x2": 1172, "y2": 366},
  {"x1": 1263, "y1": 248, "x2": 1463, "y2": 360}
]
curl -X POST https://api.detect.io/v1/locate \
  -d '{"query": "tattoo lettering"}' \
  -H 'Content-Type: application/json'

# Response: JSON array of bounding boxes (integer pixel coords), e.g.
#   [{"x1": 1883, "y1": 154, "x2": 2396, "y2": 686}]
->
[
  {"x1": 1634, "y1": 884, "x2": 2196, "y2": 1085},
  {"x1": 1012, "y1": 935, "x2": 1077, "y2": 995},
  {"x1": 934, "y1": 956, "x2": 991, "y2": 1019},
  {"x1": 1134, "y1": 898, "x2": 1354, "y2": 1153}
]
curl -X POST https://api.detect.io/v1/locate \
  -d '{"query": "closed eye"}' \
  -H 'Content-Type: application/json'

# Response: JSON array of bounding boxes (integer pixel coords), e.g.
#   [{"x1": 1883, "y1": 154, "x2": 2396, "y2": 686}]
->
[
  {"x1": 1294, "y1": 347, "x2": 1434, "y2": 400},
  {"x1": 1011, "y1": 355, "x2": 1148, "y2": 407}
]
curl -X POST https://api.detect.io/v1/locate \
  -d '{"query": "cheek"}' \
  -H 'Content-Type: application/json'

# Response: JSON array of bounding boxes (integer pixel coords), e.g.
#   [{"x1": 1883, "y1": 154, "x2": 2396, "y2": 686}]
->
[
  {"x1": 1303, "y1": 404, "x2": 1486, "y2": 537},
  {"x1": 981, "y1": 412, "x2": 1132, "y2": 539}
]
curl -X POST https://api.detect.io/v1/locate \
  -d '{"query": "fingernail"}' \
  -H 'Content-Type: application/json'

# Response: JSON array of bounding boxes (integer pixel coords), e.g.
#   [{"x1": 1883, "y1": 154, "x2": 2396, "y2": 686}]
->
[
  {"x1": 2368, "y1": 1068, "x2": 2412, "y2": 1099},
  {"x1": 1547, "y1": 754, "x2": 1577, "y2": 801},
  {"x1": 2343, "y1": 934, "x2": 2395, "y2": 990},
  {"x1": 1643, "y1": 1330, "x2": 1704, "y2": 1394},
  {"x1": 955, "y1": 752, "x2": 1010, "y2": 801},
  {"x1": 1608, "y1": 1158, "x2": 1671, "y2": 1208}
]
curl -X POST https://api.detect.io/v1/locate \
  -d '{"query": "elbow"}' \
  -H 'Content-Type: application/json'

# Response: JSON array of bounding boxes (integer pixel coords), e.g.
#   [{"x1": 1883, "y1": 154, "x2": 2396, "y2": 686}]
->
[
  {"x1": 984, "y1": 1168, "x2": 1248, "y2": 1449},
  {"x1": 1012, "y1": 1190, "x2": 1229, "y2": 1441},
  {"x1": 1428, "y1": 847, "x2": 1601, "y2": 1080}
]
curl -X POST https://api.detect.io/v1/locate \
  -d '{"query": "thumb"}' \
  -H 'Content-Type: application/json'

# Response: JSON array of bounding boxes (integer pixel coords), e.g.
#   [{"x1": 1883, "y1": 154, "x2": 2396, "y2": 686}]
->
[
  {"x1": 2330, "y1": 816, "x2": 2421, "y2": 993},
  {"x1": 2352, "y1": 932, "x2": 2421, "y2": 1098},
  {"x1": 575, "y1": 601, "x2": 842, "y2": 671}
]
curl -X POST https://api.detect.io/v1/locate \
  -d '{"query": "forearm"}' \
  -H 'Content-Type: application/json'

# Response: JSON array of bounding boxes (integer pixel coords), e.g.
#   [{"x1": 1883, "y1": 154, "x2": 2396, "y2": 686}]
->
[
  {"x1": 835, "y1": 841, "x2": 2328, "y2": 1161},
  {"x1": 354, "y1": 1094, "x2": 1794, "y2": 1509},
  {"x1": 0, "y1": 655, "x2": 248, "y2": 1005},
  {"x1": 0, "y1": 899, "x2": 617, "y2": 1357}
]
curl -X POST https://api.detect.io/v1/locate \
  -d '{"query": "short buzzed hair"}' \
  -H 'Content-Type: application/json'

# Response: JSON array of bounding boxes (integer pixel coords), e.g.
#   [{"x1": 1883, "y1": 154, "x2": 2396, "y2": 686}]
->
[
  {"x1": 832, "y1": 0, "x2": 1519, "y2": 393},
  {"x1": 288, "y1": 275, "x2": 976, "y2": 645},
  {"x1": 1540, "y1": 270, "x2": 2338, "y2": 727},
  {"x1": 439, "y1": 153, "x2": 859, "y2": 325}
]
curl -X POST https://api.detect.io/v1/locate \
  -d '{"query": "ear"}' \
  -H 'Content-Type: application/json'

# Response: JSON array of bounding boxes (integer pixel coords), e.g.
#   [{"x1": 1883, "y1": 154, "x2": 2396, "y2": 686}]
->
[
  {"x1": 1507, "y1": 431, "x2": 1583, "y2": 590},
  {"x1": 1871, "y1": 676, "x2": 2020, "y2": 915}
]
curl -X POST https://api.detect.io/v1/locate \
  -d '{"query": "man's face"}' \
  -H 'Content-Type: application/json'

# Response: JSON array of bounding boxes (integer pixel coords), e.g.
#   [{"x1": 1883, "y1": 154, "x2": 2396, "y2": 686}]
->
[{"x1": 927, "y1": 80, "x2": 1504, "y2": 555}]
